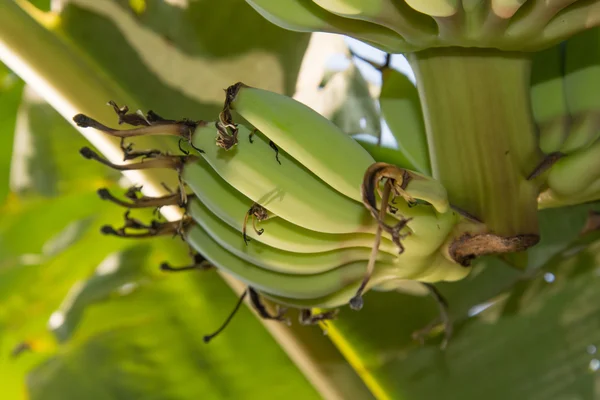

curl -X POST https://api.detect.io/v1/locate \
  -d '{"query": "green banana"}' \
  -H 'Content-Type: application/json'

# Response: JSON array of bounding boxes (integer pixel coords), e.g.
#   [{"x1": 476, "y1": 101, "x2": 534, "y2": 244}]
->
[
  {"x1": 188, "y1": 198, "x2": 397, "y2": 275},
  {"x1": 261, "y1": 273, "x2": 397, "y2": 309},
  {"x1": 191, "y1": 124, "x2": 373, "y2": 234},
  {"x1": 226, "y1": 83, "x2": 375, "y2": 202},
  {"x1": 263, "y1": 251, "x2": 470, "y2": 309},
  {"x1": 404, "y1": 0, "x2": 459, "y2": 17},
  {"x1": 530, "y1": 43, "x2": 570, "y2": 154},
  {"x1": 561, "y1": 27, "x2": 600, "y2": 153},
  {"x1": 185, "y1": 223, "x2": 392, "y2": 300},
  {"x1": 547, "y1": 139, "x2": 600, "y2": 197},
  {"x1": 182, "y1": 159, "x2": 399, "y2": 254},
  {"x1": 311, "y1": 0, "x2": 437, "y2": 46},
  {"x1": 187, "y1": 126, "x2": 451, "y2": 254},
  {"x1": 245, "y1": 0, "x2": 413, "y2": 52},
  {"x1": 490, "y1": 0, "x2": 527, "y2": 19},
  {"x1": 247, "y1": 0, "x2": 600, "y2": 51},
  {"x1": 379, "y1": 67, "x2": 431, "y2": 175}
]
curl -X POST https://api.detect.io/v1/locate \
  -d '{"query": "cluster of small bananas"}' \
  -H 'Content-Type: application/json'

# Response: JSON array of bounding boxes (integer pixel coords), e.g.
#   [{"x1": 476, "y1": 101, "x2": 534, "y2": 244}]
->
[
  {"x1": 247, "y1": 0, "x2": 600, "y2": 52},
  {"x1": 531, "y1": 27, "x2": 600, "y2": 206},
  {"x1": 74, "y1": 83, "x2": 471, "y2": 331}
]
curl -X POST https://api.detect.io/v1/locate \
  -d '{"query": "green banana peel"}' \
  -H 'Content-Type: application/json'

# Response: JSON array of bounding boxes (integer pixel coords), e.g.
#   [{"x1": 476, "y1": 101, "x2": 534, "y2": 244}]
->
[{"x1": 248, "y1": 0, "x2": 600, "y2": 52}]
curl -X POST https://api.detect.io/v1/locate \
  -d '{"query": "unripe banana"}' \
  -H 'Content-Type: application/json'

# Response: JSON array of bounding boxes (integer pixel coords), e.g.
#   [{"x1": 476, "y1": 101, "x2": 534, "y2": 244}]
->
[
  {"x1": 262, "y1": 251, "x2": 469, "y2": 309},
  {"x1": 191, "y1": 123, "x2": 373, "y2": 234},
  {"x1": 188, "y1": 198, "x2": 397, "y2": 275},
  {"x1": 547, "y1": 139, "x2": 600, "y2": 197},
  {"x1": 185, "y1": 223, "x2": 393, "y2": 300},
  {"x1": 491, "y1": 0, "x2": 527, "y2": 19},
  {"x1": 226, "y1": 83, "x2": 375, "y2": 202},
  {"x1": 530, "y1": 43, "x2": 570, "y2": 154},
  {"x1": 379, "y1": 67, "x2": 430, "y2": 174},
  {"x1": 363, "y1": 162, "x2": 449, "y2": 214},
  {"x1": 183, "y1": 159, "x2": 399, "y2": 254},
  {"x1": 246, "y1": 0, "x2": 412, "y2": 52},
  {"x1": 311, "y1": 0, "x2": 436, "y2": 46},
  {"x1": 313, "y1": 0, "x2": 386, "y2": 16},
  {"x1": 561, "y1": 27, "x2": 600, "y2": 153},
  {"x1": 560, "y1": 114, "x2": 600, "y2": 154},
  {"x1": 404, "y1": 0, "x2": 459, "y2": 17},
  {"x1": 261, "y1": 272, "x2": 397, "y2": 309}
]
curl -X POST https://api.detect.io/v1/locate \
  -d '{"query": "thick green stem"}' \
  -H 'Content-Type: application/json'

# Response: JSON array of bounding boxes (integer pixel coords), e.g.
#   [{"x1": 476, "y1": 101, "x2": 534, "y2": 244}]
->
[{"x1": 408, "y1": 48, "x2": 541, "y2": 238}]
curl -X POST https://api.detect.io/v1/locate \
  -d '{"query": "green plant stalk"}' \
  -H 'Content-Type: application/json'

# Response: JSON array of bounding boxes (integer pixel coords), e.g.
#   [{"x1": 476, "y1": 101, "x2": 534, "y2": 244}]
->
[
  {"x1": 0, "y1": 0, "x2": 179, "y2": 196},
  {"x1": 408, "y1": 48, "x2": 541, "y2": 238}
]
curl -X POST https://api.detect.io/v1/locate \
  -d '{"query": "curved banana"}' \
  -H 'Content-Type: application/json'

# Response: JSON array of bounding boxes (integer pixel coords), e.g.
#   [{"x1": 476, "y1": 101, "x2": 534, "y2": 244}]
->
[
  {"x1": 185, "y1": 138, "x2": 451, "y2": 255},
  {"x1": 188, "y1": 198, "x2": 397, "y2": 275},
  {"x1": 561, "y1": 27, "x2": 600, "y2": 153},
  {"x1": 547, "y1": 139, "x2": 600, "y2": 197},
  {"x1": 183, "y1": 159, "x2": 399, "y2": 254},
  {"x1": 404, "y1": 0, "x2": 459, "y2": 17},
  {"x1": 311, "y1": 0, "x2": 437, "y2": 46},
  {"x1": 490, "y1": 0, "x2": 528, "y2": 19},
  {"x1": 191, "y1": 124, "x2": 373, "y2": 234},
  {"x1": 246, "y1": 0, "x2": 413, "y2": 52},
  {"x1": 530, "y1": 43, "x2": 570, "y2": 154},
  {"x1": 261, "y1": 273, "x2": 397, "y2": 309},
  {"x1": 379, "y1": 67, "x2": 431, "y2": 174},
  {"x1": 225, "y1": 83, "x2": 375, "y2": 202},
  {"x1": 262, "y1": 251, "x2": 469, "y2": 308},
  {"x1": 185, "y1": 223, "x2": 393, "y2": 300}
]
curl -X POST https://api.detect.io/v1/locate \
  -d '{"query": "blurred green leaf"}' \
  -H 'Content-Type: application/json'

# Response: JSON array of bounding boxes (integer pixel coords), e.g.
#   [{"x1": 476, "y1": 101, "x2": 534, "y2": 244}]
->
[
  {"x1": 9, "y1": 86, "x2": 117, "y2": 197},
  {"x1": 56, "y1": 0, "x2": 310, "y2": 117},
  {"x1": 50, "y1": 243, "x2": 152, "y2": 342},
  {"x1": 373, "y1": 232, "x2": 600, "y2": 400},
  {"x1": 319, "y1": 63, "x2": 382, "y2": 139},
  {"x1": 0, "y1": 62, "x2": 24, "y2": 205},
  {"x1": 27, "y1": 238, "x2": 321, "y2": 400}
]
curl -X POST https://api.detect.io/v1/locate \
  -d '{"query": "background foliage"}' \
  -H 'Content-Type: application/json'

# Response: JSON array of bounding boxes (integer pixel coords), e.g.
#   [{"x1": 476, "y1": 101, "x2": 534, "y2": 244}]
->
[{"x1": 0, "y1": 1, "x2": 599, "y2": 399}]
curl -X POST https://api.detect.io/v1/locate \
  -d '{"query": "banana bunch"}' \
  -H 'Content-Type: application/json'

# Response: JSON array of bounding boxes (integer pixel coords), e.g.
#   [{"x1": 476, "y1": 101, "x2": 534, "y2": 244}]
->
[
  {"x1": 74, "y1": 82, "x2": 472, "y2": 324},
  {"x1": 531, "y1": 27, "x2": 600, "y2": 206},
  {"x1": 245, "y1": 0, "x2": 600, "y2": 52}
]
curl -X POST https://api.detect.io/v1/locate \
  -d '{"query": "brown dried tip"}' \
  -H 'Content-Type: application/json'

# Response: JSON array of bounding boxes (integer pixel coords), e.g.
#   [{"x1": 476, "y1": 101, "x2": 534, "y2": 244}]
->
[
  {"x1": 243, "y1": 203, "x2": 268, "y2": 245},
  {"x1": 160, "y1": 254, "x2": 211, "y2": 272},
  {"x1": 108, "y1": 101, "x2": 150, "y2": 126},
  {"x1": 101, "y1": 211, "x2": 193, "y2": 239},
  {"x1": 249, "y1": 287, "x2": 289, "y2": 325},
  {"x1": 217, "y1": 82, "x2": 250, "y2": 150},
  {"x1": 527, "y1": 152, "x2": 565, "y2": 180},
  {"x1": 220, "y1": 82, "x2": 246, "y2": 127},
  {"x1": 120, "y1": 138, "x2": 163, "y2": 161},
  {"x1": 73, "y1": 105, "x2": 206, "y2": 153},
  {"x1": 215, "y1": 121, "x2": 238, "y2": 151},
  {"x1": 351, "y1": 170, "x2": 410, "y2": 311},
  {"x1": 299, "y1": 309, "x2": 339, "y2": 325},
  {"x1": 97, "y1": 187, "x2": 191, "y2": 209},
  {"x1": 361, "y1": 162, "x2": 413, "y2": 254},
  {"x1": 80, "y1": 146, "x2": 196, "y2": 172}
]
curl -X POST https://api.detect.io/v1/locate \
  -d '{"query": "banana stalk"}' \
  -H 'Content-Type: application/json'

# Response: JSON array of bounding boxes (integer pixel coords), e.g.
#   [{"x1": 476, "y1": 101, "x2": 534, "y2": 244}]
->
[{"x1": 408, "y1": 48, "x2": 541, "y2": 241}]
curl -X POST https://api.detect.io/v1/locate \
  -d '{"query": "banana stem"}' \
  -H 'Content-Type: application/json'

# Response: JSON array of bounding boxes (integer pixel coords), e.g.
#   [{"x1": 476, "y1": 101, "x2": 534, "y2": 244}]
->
[{"x1": 408, "y1": 48, "x2": 541, "y2": 239}]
